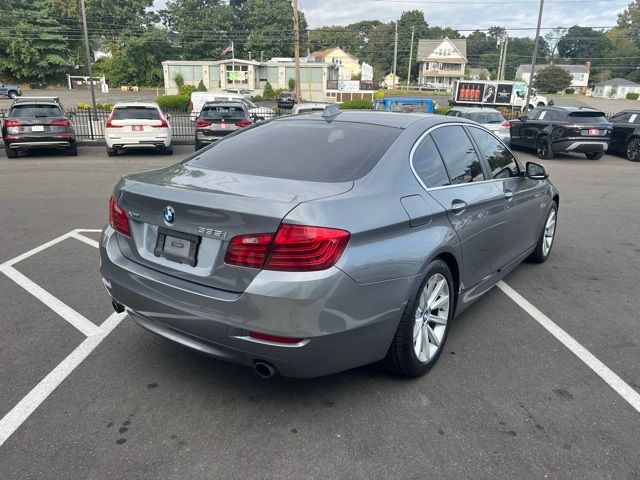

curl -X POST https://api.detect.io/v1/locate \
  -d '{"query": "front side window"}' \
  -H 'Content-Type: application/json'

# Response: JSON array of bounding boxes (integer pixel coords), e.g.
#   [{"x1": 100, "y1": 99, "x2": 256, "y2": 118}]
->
[
  {"x1": 412, "y1": 134, "x2": 450, "y2": 188},
  {"x1": 430, "y1": 126, "x2": 485, "y2": 184},
  {"x1": 468, "y1": 127, "x2": 519, "y2": 179}
]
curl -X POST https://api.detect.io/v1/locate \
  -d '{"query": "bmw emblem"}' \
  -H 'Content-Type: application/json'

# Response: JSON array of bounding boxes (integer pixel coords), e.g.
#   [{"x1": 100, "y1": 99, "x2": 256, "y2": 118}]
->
[{"x1": 163, "y1": 206, "x2": 175, "y2": 225}]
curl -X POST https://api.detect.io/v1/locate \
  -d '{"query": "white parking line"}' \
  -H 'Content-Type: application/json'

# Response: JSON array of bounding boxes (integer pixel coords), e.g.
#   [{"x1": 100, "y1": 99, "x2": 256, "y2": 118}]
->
[
  {"x1": 71, "y1": 233, "x2": 99, "y2": 249},
  {"x1": 0, "y1": 231, "x2": 77, "y2": 269},
  {"x1": 0, "y1": 311, "x2": 126, "y2": 447},
  {"x1": 0, "y1": 266, "x2": 101, "y2": 337},
  {"x1": 498, "y1": 281, "x2": 640, "y2": 414}
]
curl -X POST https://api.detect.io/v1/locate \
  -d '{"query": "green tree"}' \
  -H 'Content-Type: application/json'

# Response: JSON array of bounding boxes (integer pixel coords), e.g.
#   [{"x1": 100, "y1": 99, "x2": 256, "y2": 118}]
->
[
  {"x1": 263, "y1": 80, "x2": 275, "y2": 99},
  {"x1": 0, "y1": 0, "x2": 70, "y2": 82},
  {"x1": 533, "y1": 65, "x2": 572, "y2": 93},
  {"x1": 397, "y1": 10, "x2": 430, "y2": 82},
  {"x1": 288, "y1": 77, "x2": 296, "y2": 91},
  {"x1": 557, "y1": 26, "x2": 612, "y2": 62}
]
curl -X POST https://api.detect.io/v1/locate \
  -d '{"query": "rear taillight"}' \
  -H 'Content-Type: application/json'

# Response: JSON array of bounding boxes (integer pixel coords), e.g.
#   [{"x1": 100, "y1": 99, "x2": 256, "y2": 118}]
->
[
  {"x1": 235, "y1": 120, "x2": 252, "y2": 127},
  {"x1": 501, "y1": 121, "x2": 512, "y2": 128},
  {"x1": 249, "y1": 331, "x2": 304, "y2": 344},
  {"x1": 195, "y1": 119, "x2": 212, "y2": 128},
  {"x1": 156, "y1": 110, "x2": 169, "y2": 128},
  {"x1": 4, "y1": 120, "x2": 22, "y2": 127},
  {"x1": 52, "y1": 119, "x2": 70, "y2": 127},
  {"x1": 105, "y1": 112, "x2": 122, "y2": 129},
  {"x1": 109, "y1": 195, "x2": 131, "y2": 237},
  {"x1": 224, "y1": 224, "x2": 350, "y2": 271}
]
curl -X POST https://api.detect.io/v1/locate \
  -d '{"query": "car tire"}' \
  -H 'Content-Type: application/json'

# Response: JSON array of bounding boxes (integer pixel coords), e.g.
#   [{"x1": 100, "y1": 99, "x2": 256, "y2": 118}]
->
[
  {"x1": 385, "y1": 259, "x2": 454, "y2": 377},
  {"x1": 66, "y1": 143, "x2": 78, "y2": 156},
  {"x1": 536, "y1": 136, "x2": 554, "y2": 159},
  {"x1": 585, "y1": 151, "x2": 604, "y2": 160},
  {"x1": 8, "y1": 90, "x2": 17, "y2": 99},
  {"x1": 163, "y1": 145, "x2": 173, "y2": 155},
  {"x1": 5, "y1": 147, "x2": 18, "y2": 158},
  {"x1": 527, "y1": 201, "x2": 558, "y2": 264},
  {"x1": 626, "y1": 137, "x2": 640, "y2": 162},
  {"x1": 106, "y1": 147, "x2": 117, "y2": 157}
]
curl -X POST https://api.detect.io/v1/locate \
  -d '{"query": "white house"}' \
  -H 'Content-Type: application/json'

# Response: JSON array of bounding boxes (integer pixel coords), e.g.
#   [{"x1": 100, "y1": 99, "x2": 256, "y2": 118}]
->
[
  {"x1": 416, "y1": 37, "x2": 467, "y2": 88},
  {"x1": 592, "y1": 78, "x2": 640, "y2": 99},
  {"x1": 516, "y1": 63, "x2": 591, "y2": 93},
  {"x1": 161, "y1": 59, "x2": 339, "y2": 102}
]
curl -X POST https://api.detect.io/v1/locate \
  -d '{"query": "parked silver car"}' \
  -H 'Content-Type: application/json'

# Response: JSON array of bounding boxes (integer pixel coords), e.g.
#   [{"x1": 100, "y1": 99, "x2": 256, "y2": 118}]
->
[
  {"x1": 447, "y1": 106, "x2": 512, "y2": 145},
  {"x1": 100, "y1": 110, "x2": 559, "y2": 378}
]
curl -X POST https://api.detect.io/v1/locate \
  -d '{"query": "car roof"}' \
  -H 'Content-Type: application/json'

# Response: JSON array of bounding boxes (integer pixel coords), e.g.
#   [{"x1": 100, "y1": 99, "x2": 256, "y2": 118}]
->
[
  {"x1": 539, "y1": 105, "x2": 603, "y2": 113},
  {"x1": 202, "y1": 101, "x2": 246, "y2": 107},
  {"x1": 618, "y1": 109, "x2": 640, "y2": 115},
  {"x1": 113, "y1": 102, "x2": 160, "y2": 108},
  {"x1": 276, "y1": 110, "x2": 465, "y2": 129}
]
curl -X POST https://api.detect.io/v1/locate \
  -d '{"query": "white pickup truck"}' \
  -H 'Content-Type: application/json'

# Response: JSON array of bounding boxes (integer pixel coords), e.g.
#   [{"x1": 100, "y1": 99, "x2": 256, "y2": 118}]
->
[{"x1": 451, "y1": 80, "x2": 552, "y2": 110}]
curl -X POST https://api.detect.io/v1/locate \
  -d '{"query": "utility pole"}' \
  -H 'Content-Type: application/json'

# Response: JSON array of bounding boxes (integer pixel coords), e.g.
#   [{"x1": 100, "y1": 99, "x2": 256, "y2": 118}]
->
[
  {"x1": 80, "y1": 0, "x2": 97, "y2": 139},
  {"x1": 524, "y1": 0, "x2": 544, "y2": 112},
  {"x1": 292, "y1": 0, "x2": 302, "y2": 103},
  {"x1": 406, "y1": 26, "x2": 415, "y2": 88},
  {"x1": 392, "y1": 21, "x2": 398, "y2": 87},
  {"x1": 501, "y1": 36, "x2": 509, "y2": 80}
]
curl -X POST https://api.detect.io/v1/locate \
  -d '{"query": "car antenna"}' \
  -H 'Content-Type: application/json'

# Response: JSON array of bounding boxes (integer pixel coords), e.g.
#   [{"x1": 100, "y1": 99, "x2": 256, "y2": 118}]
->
[{"x1": 322, "y1": 104, "x2": 342, "y2": 122}]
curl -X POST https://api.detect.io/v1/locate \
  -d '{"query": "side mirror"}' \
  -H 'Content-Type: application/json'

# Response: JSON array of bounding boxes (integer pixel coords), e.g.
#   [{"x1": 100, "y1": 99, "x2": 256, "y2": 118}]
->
[{"x1": 526, "y1": 162, "x2": 548, "y2": 180}]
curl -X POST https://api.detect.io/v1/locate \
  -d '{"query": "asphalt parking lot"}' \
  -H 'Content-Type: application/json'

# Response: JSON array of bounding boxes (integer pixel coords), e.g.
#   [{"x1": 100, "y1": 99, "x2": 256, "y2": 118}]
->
[{"x1": 1, "y1": 145, "x2": 639, "y2": 479}]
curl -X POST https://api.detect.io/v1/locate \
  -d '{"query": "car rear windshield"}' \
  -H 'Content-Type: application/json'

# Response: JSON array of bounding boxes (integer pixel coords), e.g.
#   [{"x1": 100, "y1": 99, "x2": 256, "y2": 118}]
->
[
  {"x1": 112, "y1": 107, "x2": 159, "y2": 120},
  {"x1": 465, "y1": 112, "x2": 504, "y2": 124},
  {"x1": 186, "y1": 119, "x2": 401, "y2": 182},
  {"x1": 10, "y1": 104, "x2": 62, "y2": 118},
  {"x1": 567, "y1": 111, "x2": 608, "y2": 124},
  {"x1": 201, "y1": 105, "x2": 246, "y2": 121}
]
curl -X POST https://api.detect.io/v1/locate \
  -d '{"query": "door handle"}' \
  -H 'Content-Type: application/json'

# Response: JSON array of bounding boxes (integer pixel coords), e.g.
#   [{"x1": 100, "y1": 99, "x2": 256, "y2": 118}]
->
[
  {"x1": 504, "y1": 190, "x2": 514, "y2": 201},
  {"x1": 450, "y1": 199, "x2": 467, "y2": 215}
]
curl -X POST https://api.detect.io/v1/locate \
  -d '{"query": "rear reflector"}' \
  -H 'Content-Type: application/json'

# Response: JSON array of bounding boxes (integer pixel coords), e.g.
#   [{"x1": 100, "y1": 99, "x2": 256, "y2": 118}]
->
[
  {"x1": 109, "y1": 195, "x2": 131, "y2": 236},
  {"x1": 225, "y1": 224, "x2": 350, "y2": 271},
  {"x1": 249, "y1": 331, "x2": 304, "y2": 344},
  {"x1": 235, "y1": 120, "x2": 252, "y2": 127}
]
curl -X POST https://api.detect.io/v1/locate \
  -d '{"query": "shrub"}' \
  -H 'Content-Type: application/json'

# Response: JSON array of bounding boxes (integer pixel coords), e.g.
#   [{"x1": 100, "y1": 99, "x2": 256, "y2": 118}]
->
[
  {"x1": 173, "y1": 72, "x2": 184, "y2": 90},
  {"x1": 96, "y1": 102, "x2": 114, "y2": 111},
  {"x1": 77, "y1": 102, "x2": 91, "y2": 110},
  {"x1": 435, "y1": 105, "x2": 451, "y2": 115},
  {"x1": 196, "y1": 80, "x2": 207, "y2": 92},
  {"x1": 627, "y1": 92, "x2": 639, "y2": 100},
  {"x1": 565, "y1": 88, "x2": 575, "y2": 94},
  {"x1": 339, "y1": 99, "x2": 372, "y2": 109},
  {"x1": 288, "y1": 77, "x2": 296, "y2": 91},
  {"x1": 251, "y1": 95, "x2": 264, "y2": 102},
  {"x1": 374, "y1": 89, "x2": 434, "y2": 98},
  {"x1": 156, "y1": 94, "x2": 190, "y2": 111},
  {"x1": 178, "y1": 84, "x2": 197, "y2": 96},
  {"x1": 263, "y1": 81, "x2": 276, "y2": 100}
]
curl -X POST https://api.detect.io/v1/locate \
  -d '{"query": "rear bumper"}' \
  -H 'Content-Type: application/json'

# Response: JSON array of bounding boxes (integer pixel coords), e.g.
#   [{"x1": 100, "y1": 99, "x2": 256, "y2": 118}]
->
[
  {"x1": 99, "y1": 227, "x2": 413, "y2": 377},
  {"x1": 5, "y1": 138, "x2": 74, "y2": 149},
  {"x1": 105, "y1": 134, "x2": 171, "y2": 149},
  {"x1": 554, "y1": 139, "x2": 608, "y2": 153}
]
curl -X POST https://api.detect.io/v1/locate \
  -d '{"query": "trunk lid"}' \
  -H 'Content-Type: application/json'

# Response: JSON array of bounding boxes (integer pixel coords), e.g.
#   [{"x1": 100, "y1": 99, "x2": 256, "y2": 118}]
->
[{"x1": 115, "y1": 163, "x2": 352, "y2": 292}]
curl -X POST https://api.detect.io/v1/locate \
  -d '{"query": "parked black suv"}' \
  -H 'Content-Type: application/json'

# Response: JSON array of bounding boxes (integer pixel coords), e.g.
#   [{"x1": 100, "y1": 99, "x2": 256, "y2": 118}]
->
[
  {"x1": 276, "y1": 91, "x2": 298, "y2": 110},
  {"x1": 510, "y1": 106, "x2": 612, "y2": 160},
  {"x1": 194, "y1": 101, "x2": 252, "y2": 150},
  {"x1": 1, "y1": 97, "x2": 77, "y2": 158},
  {"x1": 607, "y1": 109, "x2": 640, "y2": 162}
]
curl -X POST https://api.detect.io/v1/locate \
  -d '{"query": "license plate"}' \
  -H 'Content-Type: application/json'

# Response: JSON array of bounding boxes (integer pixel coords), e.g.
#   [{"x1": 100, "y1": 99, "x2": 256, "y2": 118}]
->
[
  {"x1": 132, "y1": 125, "x2": 144, "y2": 131},
  {"x1": 215, "y1": 123, "x2": 229, "y2": 130},
  {"x1": 31, "y1": 125, "x2": 44, "y2": 132},
  {"x1": 153, "y1": 228, "x2": 200, "y2": 267},
  {"x1": 583, "y1": 128, "x2": 602, "y2": 136}
]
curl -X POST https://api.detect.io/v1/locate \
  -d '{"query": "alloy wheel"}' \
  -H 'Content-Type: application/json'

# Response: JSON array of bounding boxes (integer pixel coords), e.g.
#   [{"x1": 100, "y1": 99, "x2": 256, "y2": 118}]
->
[
  {"x1": 627, "y1": 138, "x2": 640, "y2": 161},
  {"x1": 413, "y1": 273, "x2": 450, "y2": 363},
  {"x1": 542, "y1": 208, "x2": 557, "y2": 257},
  {"x1": 537, "y1": 139, "x2": 548, "y2": 158}
]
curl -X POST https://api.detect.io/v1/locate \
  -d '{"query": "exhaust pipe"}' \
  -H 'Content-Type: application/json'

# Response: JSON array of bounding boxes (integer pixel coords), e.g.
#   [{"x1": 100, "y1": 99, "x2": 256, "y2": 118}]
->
[
  {"x1": 111, "y1": 300, "x2": 125, "y2": 314},
  {"x1": 254, "y1": 361, "x2": 277, "y2": 379}
]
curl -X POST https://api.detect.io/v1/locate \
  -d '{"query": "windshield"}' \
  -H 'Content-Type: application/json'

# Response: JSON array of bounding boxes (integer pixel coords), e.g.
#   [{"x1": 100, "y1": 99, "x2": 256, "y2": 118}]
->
[
  {"x1": 113, "y1": 107, "x2": 159, "y2": 120},
  {"x1": 10, "y1": 104, "x2": 62, "y2": 118},
  {"x1": 465, "y1": 112, "x2": 505, "y2": 124},
  {"x1": 186, "y1": 119, "x2": 401, "y2": 182},
  {"x1": 201, "y1": 105, "x2": 247, "y2": 121},
  {"x1": 568, "y1": 112, "x2": 608, "y2": 124}
]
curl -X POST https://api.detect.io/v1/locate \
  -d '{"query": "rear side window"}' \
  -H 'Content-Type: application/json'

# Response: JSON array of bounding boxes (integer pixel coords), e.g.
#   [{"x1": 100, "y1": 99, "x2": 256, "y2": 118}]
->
[
  {"x1": 568, "y1": 111, "x2": 608, "y2": 124},
  {"x1": 113, "y1": 107, "x2": 159, "y2": 120},
  {"x1": 430, "y1": 126, "x2": 485, "y2": 184},
  {"x1": 10, "y1": 104, "x2": 62, "y2": 118},
  {"x1": 187, "y1": 119, "x2": 401, "y2": 182},
  {"x1": 466, "y1": 112, "x2": 505, "y2": 124},
  {"x1": 412, "y1": 134, "x2": 450, "y2": 188},
  {"x1": 468, "y1": 127, "x2": 519, "y2": 179},
  {"x1": 201, "y1": 105, "x2": 246, "y2": 120}
]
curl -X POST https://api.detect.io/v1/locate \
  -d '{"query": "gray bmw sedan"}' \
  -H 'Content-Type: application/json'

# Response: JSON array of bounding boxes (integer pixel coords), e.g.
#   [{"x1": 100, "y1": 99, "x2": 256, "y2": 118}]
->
[{"x1": 100, "y1": 109, "x2": 559, "y2": 378}]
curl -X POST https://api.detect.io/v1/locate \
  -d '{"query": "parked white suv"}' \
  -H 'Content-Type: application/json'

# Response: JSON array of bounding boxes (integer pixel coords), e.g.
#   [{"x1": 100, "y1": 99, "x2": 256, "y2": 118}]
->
[{"x1": 104, "y1": 102, "x2": 172, "y2": 156}]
